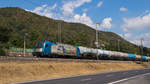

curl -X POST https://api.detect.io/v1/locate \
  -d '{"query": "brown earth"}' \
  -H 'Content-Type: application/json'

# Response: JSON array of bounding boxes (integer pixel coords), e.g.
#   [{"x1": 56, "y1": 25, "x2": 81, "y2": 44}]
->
[{"x1": 0, "y1": 61, "x2": 150, "y2": 84}]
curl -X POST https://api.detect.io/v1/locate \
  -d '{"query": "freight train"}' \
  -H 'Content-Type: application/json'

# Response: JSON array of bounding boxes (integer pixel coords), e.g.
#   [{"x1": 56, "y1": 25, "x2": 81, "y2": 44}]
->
[{"x1": 32, "y1": 41, "x2": 150, "y2": 61}]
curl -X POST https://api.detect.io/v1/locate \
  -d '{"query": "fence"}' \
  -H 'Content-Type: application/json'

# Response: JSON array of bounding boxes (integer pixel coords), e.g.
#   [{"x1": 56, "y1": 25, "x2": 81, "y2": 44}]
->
[
  {"x1": 9, "y1": 47, "x2": 33, "y2": 53},
  {"x1": 6, "y1": 47, "x2": 34, "y2": 57}
]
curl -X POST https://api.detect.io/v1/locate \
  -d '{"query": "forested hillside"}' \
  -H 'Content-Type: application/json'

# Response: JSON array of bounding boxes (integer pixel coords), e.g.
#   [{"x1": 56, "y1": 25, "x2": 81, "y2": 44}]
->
[{"x1": 0, "y1": 7, "x2": 149, "y2": 56}]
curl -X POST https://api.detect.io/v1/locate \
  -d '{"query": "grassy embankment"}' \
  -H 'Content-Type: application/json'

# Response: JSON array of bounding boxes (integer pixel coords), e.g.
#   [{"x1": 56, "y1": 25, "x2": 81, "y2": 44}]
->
[{"x1": 0, "y1": 61, "x2": 150, "y2": 84}]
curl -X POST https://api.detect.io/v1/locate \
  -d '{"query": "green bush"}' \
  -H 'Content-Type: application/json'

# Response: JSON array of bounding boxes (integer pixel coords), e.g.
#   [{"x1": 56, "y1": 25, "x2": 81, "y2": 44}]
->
[{"x1": 0, "y1": 48, "x2": 6, "y2": 56}]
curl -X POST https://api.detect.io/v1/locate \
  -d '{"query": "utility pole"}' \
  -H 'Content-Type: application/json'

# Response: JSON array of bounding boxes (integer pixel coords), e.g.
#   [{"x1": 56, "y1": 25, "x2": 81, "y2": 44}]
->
[
  {"x1": 24, "y1": 33, "x2": 28, "y2": 57},
  {"x1": 58, "y1": 21, "x2": 62, "y2": 43},
  {"x1": 118, "y1": 40, "x2": 120, "y2": 51},
  {"x1": 140, "y1": 38, "x2": 144, "y2": 62},
  {"x1": 140, "y1": 38, "x2": 144, "y2": 55},
  {"x1": 95, "y1": 22, "x2": 99, "y2": 60},
  {"x1": 24, "y1": 35, "x2": 25, "y2": 56},
  {"x1": 95, "y1": 22, "x2": 99, "y2": 48}
]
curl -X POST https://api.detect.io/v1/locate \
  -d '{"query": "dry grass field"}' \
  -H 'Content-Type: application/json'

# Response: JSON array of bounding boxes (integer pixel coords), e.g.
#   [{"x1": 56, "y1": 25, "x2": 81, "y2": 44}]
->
[{"x1": 0, "y1": 61, "x2": 150, "y2": 84}]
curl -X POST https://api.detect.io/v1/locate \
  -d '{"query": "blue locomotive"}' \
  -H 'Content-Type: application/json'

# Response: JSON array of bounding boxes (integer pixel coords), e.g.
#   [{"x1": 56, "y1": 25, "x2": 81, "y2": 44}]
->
[
  {"x1": 32, "y1": 41, "x2": 80, "y2": 57},
  {"x1": 32, "y1": 41, "x2": 150, "y2": 61}
]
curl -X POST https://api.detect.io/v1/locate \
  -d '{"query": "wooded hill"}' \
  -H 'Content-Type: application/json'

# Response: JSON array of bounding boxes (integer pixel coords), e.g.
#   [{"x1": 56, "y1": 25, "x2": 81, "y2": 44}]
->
[{"x1": 0, "y1": 7, "x2": 149, "y2": 56}]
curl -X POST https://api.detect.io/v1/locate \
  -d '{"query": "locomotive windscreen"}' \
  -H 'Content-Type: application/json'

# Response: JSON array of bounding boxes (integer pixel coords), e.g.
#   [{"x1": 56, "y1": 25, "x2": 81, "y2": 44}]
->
[{"x1": 35, "y1": 42, "x2": 43, "y2": 48}]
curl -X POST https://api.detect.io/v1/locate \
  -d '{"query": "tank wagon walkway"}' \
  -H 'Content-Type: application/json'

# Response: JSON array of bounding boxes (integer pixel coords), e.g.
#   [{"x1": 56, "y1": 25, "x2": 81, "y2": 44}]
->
[{"x1": 15, "y1": 68, "x2": 150, "y2": 84}]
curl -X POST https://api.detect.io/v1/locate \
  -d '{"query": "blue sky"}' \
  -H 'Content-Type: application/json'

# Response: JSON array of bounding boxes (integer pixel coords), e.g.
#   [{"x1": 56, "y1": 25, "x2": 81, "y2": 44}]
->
[{"x1": 0, "y1": 0, "x2": 150, "y2": 47}]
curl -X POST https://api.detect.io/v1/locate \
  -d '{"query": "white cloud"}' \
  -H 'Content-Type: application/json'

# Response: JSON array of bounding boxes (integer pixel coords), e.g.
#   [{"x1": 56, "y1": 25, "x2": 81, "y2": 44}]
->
[
  {"x1": 29, "y1": 4, "x2": 94, "y2": 28},
  {"x1": 121, "y1": 13, "x2": 150, "y2": 48},
  {"x1": 100, "y1": 17, "x2": 112, "y2": 29},
  {"x1": 119, "y1": 33, "x2": 132, "y2": 40},
  {"x1": 97, "y1": 1, "x2": 103, "y2": 7},
  {"x1": 73, "y1": 13, "x2": 94, "y2": 27},
  {"x1": 32, "y1": 4, "x2": 47, "y2": 13},
  {"x1": 73, "y1": 15, "x2": 113, "y2": 30},
  {"x1": 120, "y1": 7, "x2": 128, "y2": 12},
  {"x1": 121, "y1": 32, "x2": 150, "y2": 48},
  {"x1": 122, "y1": 13, "x2": 150, "y2": 32},
  {"x1": 30, "y1": 4, "x2": 57, "y2": 18},
  {"x1": 124, "y1": 33, "x2": 132, "y2": 39},
  {"x1": 62, "y1": 0, "x2": 92, "y2": 16},
  {"x1": 28, "y1": 2, "x2": 112, "y2": 31},
  {"x1": 130, "y1": 33, "x2": 150, "y2": 47}
]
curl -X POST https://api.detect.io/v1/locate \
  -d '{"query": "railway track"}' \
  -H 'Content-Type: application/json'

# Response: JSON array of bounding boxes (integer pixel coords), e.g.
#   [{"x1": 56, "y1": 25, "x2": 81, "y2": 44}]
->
[{"x1": 0, "y1": 56, "x2": 134, "y2": 63}]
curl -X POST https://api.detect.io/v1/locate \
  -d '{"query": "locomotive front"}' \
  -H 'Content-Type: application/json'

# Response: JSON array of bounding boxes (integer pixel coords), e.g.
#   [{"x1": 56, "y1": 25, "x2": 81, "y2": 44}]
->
[{"x1": 32, "y1": 41, "x2": 43, "y2": 57}]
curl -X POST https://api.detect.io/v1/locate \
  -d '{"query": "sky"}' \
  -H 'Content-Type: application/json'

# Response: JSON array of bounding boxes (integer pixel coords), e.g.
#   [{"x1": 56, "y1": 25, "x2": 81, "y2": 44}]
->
[{"x1": 0, "y1": 0, "x2": 150, "y2": 48}]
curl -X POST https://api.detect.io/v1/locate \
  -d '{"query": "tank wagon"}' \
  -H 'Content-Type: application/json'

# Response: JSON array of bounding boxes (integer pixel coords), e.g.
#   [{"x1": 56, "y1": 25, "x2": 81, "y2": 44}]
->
[{"x1": 32, "y1": 41, "x2": 149, "y2": 61}]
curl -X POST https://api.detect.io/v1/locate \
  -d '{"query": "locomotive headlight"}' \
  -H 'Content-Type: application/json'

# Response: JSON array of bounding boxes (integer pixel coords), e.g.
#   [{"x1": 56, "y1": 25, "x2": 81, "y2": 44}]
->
[{"x1": 35, "y1": 48, "x2": 42, "y2": 52}]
